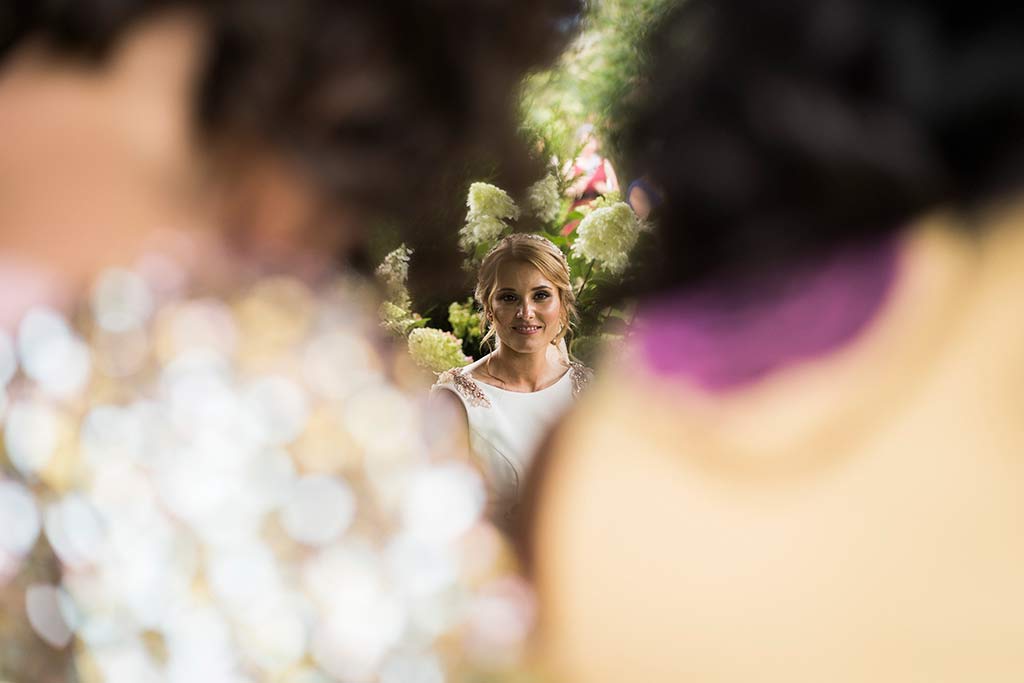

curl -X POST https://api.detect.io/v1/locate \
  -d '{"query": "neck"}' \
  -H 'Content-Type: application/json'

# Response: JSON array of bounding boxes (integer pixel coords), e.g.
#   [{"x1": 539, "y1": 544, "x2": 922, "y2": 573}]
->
[{"x1": 490, "y1": 343, "x2": 562, "y2": 391}]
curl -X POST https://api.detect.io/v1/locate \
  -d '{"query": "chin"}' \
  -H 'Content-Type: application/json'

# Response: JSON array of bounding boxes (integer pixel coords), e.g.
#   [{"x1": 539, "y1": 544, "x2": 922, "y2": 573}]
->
[{"x1": 499, "y1": 334, "x2": 552, "y2": 354}]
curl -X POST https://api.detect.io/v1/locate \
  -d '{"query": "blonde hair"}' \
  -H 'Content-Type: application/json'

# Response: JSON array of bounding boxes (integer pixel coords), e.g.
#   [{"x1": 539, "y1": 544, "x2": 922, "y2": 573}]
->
[{"x1": 475, "y1": 233, "x2": 577, "y2": 349}]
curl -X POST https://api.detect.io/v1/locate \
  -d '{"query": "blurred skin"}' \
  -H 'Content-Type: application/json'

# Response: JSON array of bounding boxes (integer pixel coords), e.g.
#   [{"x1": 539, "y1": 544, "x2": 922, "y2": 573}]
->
[
  {"x1": 0, "y1": 10, "x2": 337, "y2": 679},
  {"x1": 530, "y1": 211, "x2": 1024, "y2": 682},
  {"x1": 628, "y1": 184, "x2": 653, "y2": 220},
  {"x1": 0, "y1": 12, "x2": 202, "y2": 325},
  {"x1": 0, "y1": 9, "x2": 332, "y2": 330}
]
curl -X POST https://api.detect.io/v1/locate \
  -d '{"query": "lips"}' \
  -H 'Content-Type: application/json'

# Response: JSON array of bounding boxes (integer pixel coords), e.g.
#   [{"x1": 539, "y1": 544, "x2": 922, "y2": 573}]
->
[{"x1": 511, "y1": 325, "x2": 542, "y2": 335}]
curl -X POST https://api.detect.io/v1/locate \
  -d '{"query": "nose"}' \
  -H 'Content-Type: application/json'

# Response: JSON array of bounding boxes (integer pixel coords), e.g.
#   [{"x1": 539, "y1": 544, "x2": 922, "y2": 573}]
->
[{"x1": 516, "y1": 301, "x2": 535, "y2": 319}]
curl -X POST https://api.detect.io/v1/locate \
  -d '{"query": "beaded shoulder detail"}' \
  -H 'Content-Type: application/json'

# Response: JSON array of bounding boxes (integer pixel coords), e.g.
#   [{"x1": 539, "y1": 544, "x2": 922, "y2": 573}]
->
[
  {"x1": 568, "y1": 361, "x2": 594, "y2": 398},
  {"x1": 435, "y1": 366, "x2": 492, "y2": 408}
]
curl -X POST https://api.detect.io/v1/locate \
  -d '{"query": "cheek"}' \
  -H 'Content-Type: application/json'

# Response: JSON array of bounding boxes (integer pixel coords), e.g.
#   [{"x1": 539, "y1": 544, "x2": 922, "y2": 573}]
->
[
  {"x1": 492, "y1": 303, "x2": 516, "y2": 324},
  {"x1": 540, "y1": 298, "x2": 562, "y2": 318}
]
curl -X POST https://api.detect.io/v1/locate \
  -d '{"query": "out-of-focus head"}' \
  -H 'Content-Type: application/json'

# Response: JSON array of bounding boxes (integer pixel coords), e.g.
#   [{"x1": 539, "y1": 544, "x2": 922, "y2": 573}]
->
[
  {"x1": 0, "y1": 4, "x2": 584, "y2": 679},
  {"x1": 618, "y1": 0, "x2": 1024, "y2": 294},
  {"x1": 576, "y1": 122, "x2": 599, "y2": 155},
  {"x1": 476, "y1": 233, "x2": 575, "y2": 350},
  {"x1": 0, "y1": 0, "x2": 582, "y2": 271}
]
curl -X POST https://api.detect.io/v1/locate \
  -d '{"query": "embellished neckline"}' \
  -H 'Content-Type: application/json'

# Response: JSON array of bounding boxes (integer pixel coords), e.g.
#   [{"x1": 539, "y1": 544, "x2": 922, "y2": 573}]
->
[
  {"x1": 436, "y1": 360, "x2": 591, "y2": 407},
  {"x1": 471, "y1": 362, "x2": 572, "y2": 395}
]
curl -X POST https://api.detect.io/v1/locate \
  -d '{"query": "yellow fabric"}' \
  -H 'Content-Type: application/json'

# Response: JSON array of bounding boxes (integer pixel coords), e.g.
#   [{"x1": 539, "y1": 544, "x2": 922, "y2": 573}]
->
[{"x1": 533, "y1": 209, "x2": 1024, "y2": 682}]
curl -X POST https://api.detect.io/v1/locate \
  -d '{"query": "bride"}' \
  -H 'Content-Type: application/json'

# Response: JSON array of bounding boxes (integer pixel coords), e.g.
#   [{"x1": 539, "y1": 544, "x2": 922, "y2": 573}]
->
[{"x1": 432, "y1": 233, "x2": 591, "y2": 526}]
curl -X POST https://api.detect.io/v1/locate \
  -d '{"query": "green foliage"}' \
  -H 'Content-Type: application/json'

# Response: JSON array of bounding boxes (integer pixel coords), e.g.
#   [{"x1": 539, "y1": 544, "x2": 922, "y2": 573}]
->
[
  {"x1": 448, "y1": 298, "x2": 485, "y2": 357},
  {"x1": 519, "y1": 0, "x2": 672, "y2": 163},
  {"x1": 377, "y1": 174, "x2": 645, "y2": 366},
  {"x1": 375, "y1": 0, "x2": 671, "y2": 367}
]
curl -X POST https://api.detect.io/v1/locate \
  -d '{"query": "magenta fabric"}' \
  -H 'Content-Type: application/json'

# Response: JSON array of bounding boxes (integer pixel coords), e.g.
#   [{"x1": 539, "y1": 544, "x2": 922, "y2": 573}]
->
[{"x1": 634, "y1": 238, "x2": 902, "y2": 392}]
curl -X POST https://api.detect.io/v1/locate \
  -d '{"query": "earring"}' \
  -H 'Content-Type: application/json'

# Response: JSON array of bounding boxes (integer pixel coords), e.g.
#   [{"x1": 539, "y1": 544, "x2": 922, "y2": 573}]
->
[{"x1": 551, "y1": 323, "x2": 565, "y2": 345}]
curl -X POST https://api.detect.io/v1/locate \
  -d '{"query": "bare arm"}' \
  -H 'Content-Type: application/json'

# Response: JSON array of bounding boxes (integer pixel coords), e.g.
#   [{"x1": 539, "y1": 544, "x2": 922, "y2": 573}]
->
[
  {"x1": 593, "y1": 159, "x2": 620, "y2": 196},
  {"x1": 426, "y1": 388, "x2": 473, "y2": 464},
  {"x1": 566, "y1": 173, "x2": 590, "y2": 199}
]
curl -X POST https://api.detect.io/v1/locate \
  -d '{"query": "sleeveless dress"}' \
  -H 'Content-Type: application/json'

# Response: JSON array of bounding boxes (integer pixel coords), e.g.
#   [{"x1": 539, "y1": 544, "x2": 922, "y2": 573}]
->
[{"x1": 433, "y1": 355, "x2": 591, "y2": 520}]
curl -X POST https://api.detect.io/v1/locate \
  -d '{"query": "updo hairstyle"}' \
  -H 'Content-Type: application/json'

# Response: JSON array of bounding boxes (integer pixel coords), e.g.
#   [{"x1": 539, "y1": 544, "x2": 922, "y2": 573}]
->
[
  {"x1": 617, "y1": 0, "x2": 1024, "y2": 295},
  {"x1": 475, "y1": 233, "x2": 576, "y2": 349}
]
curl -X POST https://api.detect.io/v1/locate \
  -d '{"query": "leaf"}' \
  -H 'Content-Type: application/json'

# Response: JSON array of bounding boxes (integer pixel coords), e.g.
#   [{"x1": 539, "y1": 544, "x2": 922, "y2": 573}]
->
[
  {"x1": 407, "y1": 317, "x2": 431, "y2": 330},
  {"x1": 564, "y1": 209, "x2": 586, "y2": 224}
]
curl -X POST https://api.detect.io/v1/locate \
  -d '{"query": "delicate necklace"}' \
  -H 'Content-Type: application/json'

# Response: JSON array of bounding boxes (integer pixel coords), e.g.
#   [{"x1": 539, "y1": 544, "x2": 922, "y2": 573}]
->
[
  {"x1": 482, "y1": 353, "x2": 567, "y2": 392},
  {"x1": 482, "y1": 355, "x2": 508, "y2": 389}
]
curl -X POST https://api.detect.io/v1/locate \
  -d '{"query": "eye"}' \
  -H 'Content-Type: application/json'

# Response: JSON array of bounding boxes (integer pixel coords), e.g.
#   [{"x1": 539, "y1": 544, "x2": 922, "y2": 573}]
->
[
  {"x1": 534, "y1": 291, "x2": 551, "y2": 300},
  {"x1": 499, "y1": 294, "x2": 518, "y2": 303}
]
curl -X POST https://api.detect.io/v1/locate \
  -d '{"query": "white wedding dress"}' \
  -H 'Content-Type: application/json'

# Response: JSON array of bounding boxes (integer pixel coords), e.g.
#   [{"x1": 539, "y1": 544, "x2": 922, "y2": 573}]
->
[{"x1": 433, "y1": 354, "x2": 591, "y2": 521}]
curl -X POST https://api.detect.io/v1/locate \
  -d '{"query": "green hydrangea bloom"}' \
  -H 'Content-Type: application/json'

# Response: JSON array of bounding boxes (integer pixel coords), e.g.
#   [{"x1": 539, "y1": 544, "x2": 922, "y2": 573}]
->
[
  {"x1": 448, "y1": 299, "x2": 483, "y2": 341},
  {"x1": 407, "y1": 328, "x2": 471, "y2": 373},
  {"x1": 379, "y1": 300, "x2": 420, "y2": 337}
]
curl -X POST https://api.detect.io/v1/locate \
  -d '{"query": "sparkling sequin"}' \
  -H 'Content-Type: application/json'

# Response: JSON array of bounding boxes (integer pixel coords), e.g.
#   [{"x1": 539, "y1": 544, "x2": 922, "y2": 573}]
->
[
  {"x1": 569, "y1": 361, "x2": 593, "y2": 398},
  {"x1": 435, "y1": 367, "x2": 492, "y2": 408}
]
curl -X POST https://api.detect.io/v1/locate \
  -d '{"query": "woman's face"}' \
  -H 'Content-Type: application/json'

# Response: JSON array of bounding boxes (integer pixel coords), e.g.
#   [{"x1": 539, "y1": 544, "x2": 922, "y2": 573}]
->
[{"x1": 490, "y1": 260, "x2": 563, "y2": 354}]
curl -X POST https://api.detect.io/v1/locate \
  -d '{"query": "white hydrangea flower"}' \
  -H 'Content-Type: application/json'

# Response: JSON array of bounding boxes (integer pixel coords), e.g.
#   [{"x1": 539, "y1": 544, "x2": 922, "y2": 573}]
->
[
  {"x1": 467, "y1": 183, "x2": 519, "y2": 221},
  {"x1": 458, "y1": 215, "x2": 509, "y2": 252},
  {"x1": 526, "y1": 174, "x2": 561, "y2": 224},
  {"x1": 570, "y1": 202, "x2": 643, "y2": 275},
  {"x1": 459, "y1": 183, "x2": 521, "y2": 252},
  {"x1": 375, "y1": 245, "x2": 413, "y2": 307},
  {"x1": 376, "y1": 245, "x2": 411, "y2": 286},
  {"x1": 407, "y1": 328, "x2": 471, "y2": 373}
]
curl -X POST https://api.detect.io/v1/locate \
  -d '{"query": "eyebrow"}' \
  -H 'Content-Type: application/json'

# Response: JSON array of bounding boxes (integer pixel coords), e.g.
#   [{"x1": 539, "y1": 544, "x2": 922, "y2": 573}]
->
[{"x1": 496, "y1": 285, "x2": 553, "y2": 293}]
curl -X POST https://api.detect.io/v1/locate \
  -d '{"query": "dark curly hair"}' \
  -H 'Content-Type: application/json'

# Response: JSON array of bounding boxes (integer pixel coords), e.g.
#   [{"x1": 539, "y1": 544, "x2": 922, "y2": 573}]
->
[
  {"x1": 617, "y1": 0, "x2": 1024, "y2": 293},
  {"x1": 0, "y1": 0, "x2": 581, "y2": 278}
]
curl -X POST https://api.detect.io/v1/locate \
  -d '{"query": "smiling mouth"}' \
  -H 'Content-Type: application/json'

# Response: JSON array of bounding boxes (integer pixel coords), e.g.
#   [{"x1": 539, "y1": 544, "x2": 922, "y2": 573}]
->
[{"x1": 512, "y1": 325, "x2": 543, "y2": 334}]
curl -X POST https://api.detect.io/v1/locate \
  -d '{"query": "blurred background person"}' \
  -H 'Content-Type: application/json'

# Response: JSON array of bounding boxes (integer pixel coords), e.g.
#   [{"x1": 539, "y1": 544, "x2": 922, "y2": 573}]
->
[
  {"x1": 523, "y1": 1, "x2": 1024, "y2": 681},
  {"x1": 562, "y1": 123, "x2": 619, "y2": 234},
  {"x1": 625, "y1": 174, "x2": 663, "y2": 221},
  {"x1": 0, "y1": 0, "x2": 578, "y2": 680}
]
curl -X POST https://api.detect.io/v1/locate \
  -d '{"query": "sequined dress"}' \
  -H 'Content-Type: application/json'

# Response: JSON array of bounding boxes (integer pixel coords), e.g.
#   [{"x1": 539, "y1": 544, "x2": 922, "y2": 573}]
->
[{"x1": 433, "y1": 354, "x2": 591, "y2": 520}]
